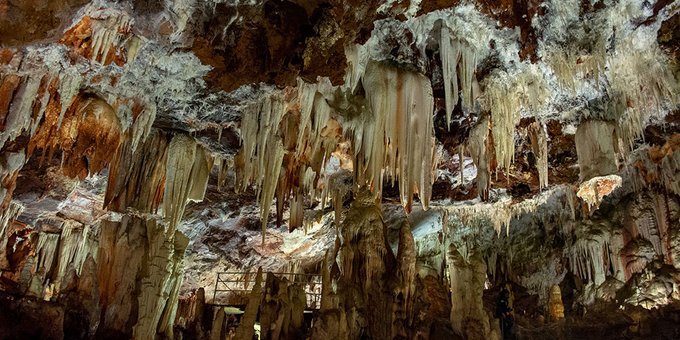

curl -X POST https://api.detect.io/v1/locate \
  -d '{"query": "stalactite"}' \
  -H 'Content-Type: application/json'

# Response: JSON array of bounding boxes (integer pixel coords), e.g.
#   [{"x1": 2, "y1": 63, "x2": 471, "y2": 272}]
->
[
  {"x1": 444, "y1": 185, "x2": 576, "y2": 236},
  {"x1": 635, "y1": 140, "x2": 680, "y2": 196},
  {"x1": 259, "y1": 143, "x2": 285, "y2": 241},
  {"x1": 187, "y1": 145, "x2": 213, "y2": 202},
  {"x1": 608, "y1": 46, "x2": 679, "y2": 150},
  {"x1": 289, "y1": 193, "x2": 304, "y2": 232},
  {"x1": 528, "y1": 121, "x2": 549, "y2": 190},
  {"x1": 440, "y1": 27, "x2": 461, "y2": 127},
  {"x1": 236, "y1": 93, "x2": 286, "y2": 241},
  {"x1": 485, "y1": 66, "x2": 548, "y2": 175},
  {"x1": 545, "y1": 43, "x2": 606, "y2": 93},
  {"x1": 569, "y1": 230, "x2": 611, "y2": 286},
  {"x1": 57, "y1": 71, "x2": 83, "y2": 128},
  {"x1": 54, "y1": 221, "x2": 97, "y2": 292},
  {"x1": 0, "y1": 201, "x2": 24, "y2": 269},
  {"x1": 61, "y1": 96, "x2": 123, "y2": 178},
  {"x1": 0, "y1": 72, "x2": 51, "y2": 151},
  {"x1": 344, "y1": 45, "x2": 369, "y2": 95},
  {"x1": 32, "y1": 232, "x2": 61, "y2": 297},
  {"x1": 459, "y1": 145, "x2": 465, "y2": 186},
  {"x1": 215, "y1": 156, "x2": 231, "y2": 191},
  {"x1": 105, "y1": 130, "x2": 169, "y2": 213},
  {"x1": 91, "y1": 15, "x2": 133, "y2": 64},
  {"x1": 60, "y1": 10, "x2": 138, "y2": 66},
  {"x1": 467, "y1": 115, "x2": 490, "y2": 200},
  {"x1": 349, "y1": 61, "x2": 435, "y2": 212},
  {"x1": 164, "y1": 134, "x2": 198, "y2": 231},
  {"x1": 0, "y1": 151, "x2": 26, "y2": 207},
  {"x1": 575, "y1": 120, "x2": 619, "y2": 182},
  {"x1": 2, "y1": 74, "x2": 42, "y2": 148},
  {"x1": 130, "y1": 103, "x2": 157, "y2": 153}
]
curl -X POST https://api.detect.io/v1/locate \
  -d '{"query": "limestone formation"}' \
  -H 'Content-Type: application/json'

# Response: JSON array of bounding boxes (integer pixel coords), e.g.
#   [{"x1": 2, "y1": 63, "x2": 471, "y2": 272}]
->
[
  {"x1": 548, "y1": 285, "x2": 565, "y2": 321},
  {"x1": 0, "y1": 0, "x2": 680, "y2": 339}
]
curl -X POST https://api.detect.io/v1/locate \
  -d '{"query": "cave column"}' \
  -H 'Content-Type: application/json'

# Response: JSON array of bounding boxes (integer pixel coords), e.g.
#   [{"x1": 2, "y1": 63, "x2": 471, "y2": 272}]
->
[
  {"x1": 98, "y1": 130, "x2": 207, "y2": 339},
  {"x1": 448, "y1": 246, "x2": 494, "y2": 340}
]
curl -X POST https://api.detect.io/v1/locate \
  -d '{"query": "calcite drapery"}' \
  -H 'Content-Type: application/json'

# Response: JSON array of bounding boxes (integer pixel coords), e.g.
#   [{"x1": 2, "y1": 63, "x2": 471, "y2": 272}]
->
[
  {"x1": 575, "y1": 120, "x2": 619, "y2": 182},
  {"x1": 349, "y1": 61, "x2": 436, "y2": 212}
]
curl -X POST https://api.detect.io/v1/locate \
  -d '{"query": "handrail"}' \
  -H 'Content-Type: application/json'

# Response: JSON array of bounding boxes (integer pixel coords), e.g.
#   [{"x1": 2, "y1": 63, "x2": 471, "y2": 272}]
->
[{"x1": 212, "y1": 271, "x2": 322, "y2": 309}]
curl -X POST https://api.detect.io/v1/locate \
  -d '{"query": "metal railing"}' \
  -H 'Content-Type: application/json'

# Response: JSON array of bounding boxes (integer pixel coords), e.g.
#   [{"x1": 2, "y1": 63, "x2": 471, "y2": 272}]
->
[{"x1": 212, "y1": 271, "x2": 322, "y2": 309}]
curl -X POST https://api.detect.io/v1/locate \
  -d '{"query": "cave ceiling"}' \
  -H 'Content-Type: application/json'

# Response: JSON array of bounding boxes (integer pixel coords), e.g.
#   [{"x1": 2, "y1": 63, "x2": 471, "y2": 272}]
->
[{"x1": 0, "y1": 0, "x2": 678, "y2": 251}]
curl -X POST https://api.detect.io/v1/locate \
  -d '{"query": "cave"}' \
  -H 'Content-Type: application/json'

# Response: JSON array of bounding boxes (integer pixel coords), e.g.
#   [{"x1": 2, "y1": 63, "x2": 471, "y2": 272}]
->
[{"x1": 1, "y1": 0, "x2": 680, "y2": 339}]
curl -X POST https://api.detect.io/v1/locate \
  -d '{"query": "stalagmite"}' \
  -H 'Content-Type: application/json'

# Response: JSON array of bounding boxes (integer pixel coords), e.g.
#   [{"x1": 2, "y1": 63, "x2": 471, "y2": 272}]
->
[
  {"x1": 448, "y1": 247, "x2": 490, "y2": 339},
  {"x1": 259, "y1": 273, "x2": 307, "y2": 340},
  {"x1": 209, "y1": 307, "x2": 226, "y2": 340},
  {"x1": 327, "y1": 169, "x2": 352, "y2": 224},
  {"x1": 174, "y1": 288, "x2": 205, "y2": 337},
  {"x1": 319, "y1": 244, "x2": 339, "y2": 311},
  {"x1": 234, "y1": 268, "x2": 263, "y2": 340},
  {"x1": 394, "y1": 221, "x2": 416, "y2": 338},
  {"x1": 548, "y1": 285, "x2": 565, "y2": 321},
  {"x1": 289, "y1": 193, "x2": 304, "y2": 232},
  {"x1": 133, "y1": 222, "x2": 189, "y2": 340}
]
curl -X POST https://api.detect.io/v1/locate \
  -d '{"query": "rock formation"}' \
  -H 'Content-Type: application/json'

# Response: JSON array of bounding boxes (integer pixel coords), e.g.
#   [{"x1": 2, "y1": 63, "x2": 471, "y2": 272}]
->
[{"x1": 0, "y1": 0, "x2": 679, "y2": 339}]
